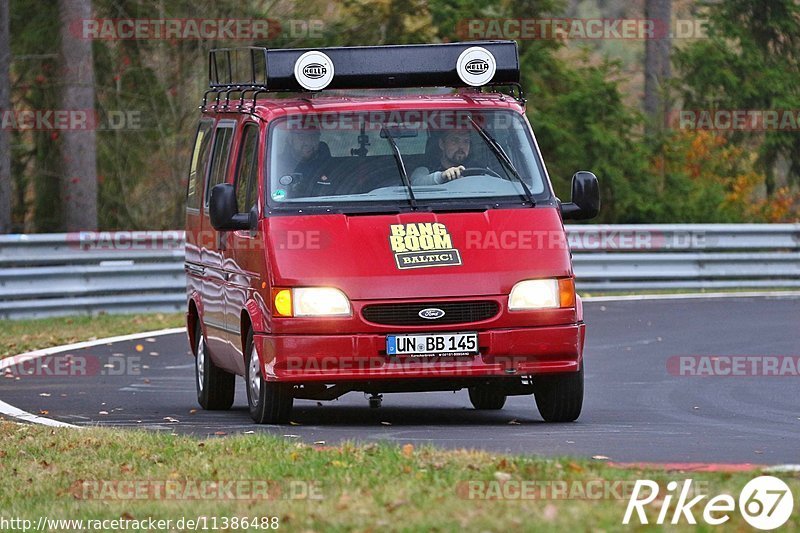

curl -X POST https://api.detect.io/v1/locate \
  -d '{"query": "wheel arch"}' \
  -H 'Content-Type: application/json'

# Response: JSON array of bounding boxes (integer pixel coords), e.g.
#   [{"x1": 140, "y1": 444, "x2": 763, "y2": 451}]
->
[{"x1": 187, "y1": 297, "x2": 202, "y2": 356}]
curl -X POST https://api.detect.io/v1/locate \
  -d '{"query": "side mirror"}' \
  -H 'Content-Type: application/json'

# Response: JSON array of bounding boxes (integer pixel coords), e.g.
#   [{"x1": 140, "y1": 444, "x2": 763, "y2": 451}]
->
[
  {"x1": 209, "y1": 183, "x2": 252, "y2": 231},
  {"x1": 561, "y1": 171, "x2": 600, "y2": 220}
]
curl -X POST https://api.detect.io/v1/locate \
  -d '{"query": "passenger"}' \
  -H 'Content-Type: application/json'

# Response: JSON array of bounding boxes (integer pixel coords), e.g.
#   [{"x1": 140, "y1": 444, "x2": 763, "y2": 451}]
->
[{"x1": 411, "y1": 129, "x2": 472, "y2": 185}]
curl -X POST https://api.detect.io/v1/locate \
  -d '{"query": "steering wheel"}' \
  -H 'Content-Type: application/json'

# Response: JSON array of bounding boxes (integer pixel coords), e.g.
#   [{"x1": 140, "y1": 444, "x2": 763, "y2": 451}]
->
[{"x1": 459, "y1": 167, "x2": 504, "y2": 179}]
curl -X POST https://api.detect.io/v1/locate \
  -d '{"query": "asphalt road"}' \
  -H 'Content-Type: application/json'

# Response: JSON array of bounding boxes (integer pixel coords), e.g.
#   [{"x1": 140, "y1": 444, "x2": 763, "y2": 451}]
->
[{"x1": 2, "y1": 296, "x2": 798, "y2": 464}]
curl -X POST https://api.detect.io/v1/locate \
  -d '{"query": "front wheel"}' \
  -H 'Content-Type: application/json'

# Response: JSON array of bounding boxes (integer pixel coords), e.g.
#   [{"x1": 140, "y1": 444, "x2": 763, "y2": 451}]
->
[
  {"x1": 533, "y1": 363, "x2": 584, "y2": 422},
  {"x1": 194, "y1": 324, "x2": 235, "y2": 410},
  {"x1": 245, "y1": 331, "x2": 293, "y2": 424}
]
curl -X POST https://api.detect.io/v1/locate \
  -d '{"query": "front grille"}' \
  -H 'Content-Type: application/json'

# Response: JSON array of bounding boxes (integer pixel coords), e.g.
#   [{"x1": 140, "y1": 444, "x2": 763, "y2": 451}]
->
[{"x1": 362, "y1": 301, "x2": 499, "y2": 326}]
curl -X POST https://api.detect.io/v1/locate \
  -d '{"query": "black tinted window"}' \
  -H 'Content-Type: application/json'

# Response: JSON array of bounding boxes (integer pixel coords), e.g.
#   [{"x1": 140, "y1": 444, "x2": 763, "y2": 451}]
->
[
  {"x1": 205, "y1": 125, "x2": 234, "y2": 207},
  {"x1": 186, "y1": 120, "x2": 213, "y2": 210},
  {"x1": 235, "y1": 125, "x2": 259, "y2": 213}
]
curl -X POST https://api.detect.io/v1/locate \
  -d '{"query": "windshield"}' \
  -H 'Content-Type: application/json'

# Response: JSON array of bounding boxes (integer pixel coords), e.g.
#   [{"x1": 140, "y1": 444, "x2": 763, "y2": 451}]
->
[{"x1": 267, "y1": 109, "x2": 549, "y2": 211}]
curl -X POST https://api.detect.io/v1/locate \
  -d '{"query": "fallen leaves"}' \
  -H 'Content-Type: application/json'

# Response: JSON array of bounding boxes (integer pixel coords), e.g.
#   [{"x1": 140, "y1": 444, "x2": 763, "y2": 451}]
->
[
  {"x1": 385, "y1": 499, "x2": 408, "y2": 512},
  {"x1": 567, "y1": 462, "x2": 584, "y2": 473},
  {"x1": 336, "y1": 492, "x2": 351, "y2": 510}
]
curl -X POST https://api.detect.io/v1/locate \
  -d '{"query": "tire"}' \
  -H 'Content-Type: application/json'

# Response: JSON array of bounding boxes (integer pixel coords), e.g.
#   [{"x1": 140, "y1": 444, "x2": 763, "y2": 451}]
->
[
  {"x1": 194, "y1": 323, "x2": 235, "y2": 410},
  {"x1": 245, "y1": 330, "x2": 293, "y2": 424},
  {"x1": 533, "y1": 363, "x2": 584, "y2": 422},
  {"x1": 468, "y1": 385, "x2": 507, "y2": 410}
]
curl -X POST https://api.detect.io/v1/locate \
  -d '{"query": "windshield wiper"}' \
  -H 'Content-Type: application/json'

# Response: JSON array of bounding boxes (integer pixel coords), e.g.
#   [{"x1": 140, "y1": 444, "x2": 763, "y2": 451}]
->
[
  {"x1": 468, "y1": 117, "x2": 536, "y2": 206},
  {"x1": 381, "y1": 123, "x2": 417, "y2": 210}
]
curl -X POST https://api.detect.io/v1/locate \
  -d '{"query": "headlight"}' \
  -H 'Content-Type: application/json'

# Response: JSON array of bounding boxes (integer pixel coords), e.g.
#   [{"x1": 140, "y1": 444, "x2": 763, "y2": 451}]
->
[
  {"x1": 273, "y1": 287, "x2": 352, "y2": 317},
  {"x1": 508, "y1": 278, "x2": 575, "y2": 310}
]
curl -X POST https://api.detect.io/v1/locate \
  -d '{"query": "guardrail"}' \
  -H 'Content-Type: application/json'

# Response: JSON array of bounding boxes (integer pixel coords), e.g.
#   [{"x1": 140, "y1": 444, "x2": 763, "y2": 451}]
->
[
  {"x1": 0, "y1": 225, "x2": 798, "y2": 319},
  {"x1": 567, "y1": 224, "x2": 800, "y2": 291}
]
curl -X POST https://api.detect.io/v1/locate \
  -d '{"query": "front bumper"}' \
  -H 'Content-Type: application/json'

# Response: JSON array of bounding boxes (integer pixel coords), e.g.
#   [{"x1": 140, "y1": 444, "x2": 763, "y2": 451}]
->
[{"x1": 255, "y1": 323, "x2": 585, "y2": 383}]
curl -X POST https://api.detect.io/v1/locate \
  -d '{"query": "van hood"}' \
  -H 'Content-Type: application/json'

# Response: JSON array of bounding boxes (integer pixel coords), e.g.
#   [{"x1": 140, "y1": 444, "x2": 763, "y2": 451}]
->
[{"x1": 264, "y1": 207, "x2": 572, "y2": 300}]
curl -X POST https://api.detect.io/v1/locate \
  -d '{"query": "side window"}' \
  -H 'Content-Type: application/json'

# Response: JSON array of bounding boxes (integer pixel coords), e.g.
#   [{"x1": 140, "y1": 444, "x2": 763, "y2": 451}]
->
[
  {"x1": 186, "y1": 120, "x2": 213, "y2": 210},
  {"x1": 205, "y1": 125, "x2": 235, "y2": 207},
  {"x1": 235, "y1": 125, "x2": 259, "y2": 213}
]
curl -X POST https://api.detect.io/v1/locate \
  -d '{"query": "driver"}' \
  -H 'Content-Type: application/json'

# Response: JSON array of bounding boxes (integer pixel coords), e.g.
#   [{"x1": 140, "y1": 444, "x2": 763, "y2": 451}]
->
[
  {"x1": 411, "y1": 129, "x2": 471, "y2": 185},
  {"x1": 278, "y1": 124, "x2": 335, "y2": 197}
]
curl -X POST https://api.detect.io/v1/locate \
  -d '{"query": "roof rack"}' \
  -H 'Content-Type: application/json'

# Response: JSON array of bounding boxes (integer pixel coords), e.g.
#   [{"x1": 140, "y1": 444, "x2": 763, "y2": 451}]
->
[{"x1": 200, "y1": 41, "x2": 522, "y2": 113}]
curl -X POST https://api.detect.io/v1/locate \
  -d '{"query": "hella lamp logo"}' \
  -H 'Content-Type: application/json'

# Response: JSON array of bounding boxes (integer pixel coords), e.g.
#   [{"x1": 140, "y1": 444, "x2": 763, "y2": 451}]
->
[
  {"x1": 294, "y1": 51, "x2": 334, "y2": 91},
  {"x1": 303, "y1": 63, "x2": 326, "y2": 79},
  {"x1": 464, "y1": 59, "x2": 489, "y2": 75},
  {"x1": 456, "y1": 46, "x2": 496, "y2": 87},
  {"x1": 419, "y1": 308, "x2": 446, "y2": 320}
]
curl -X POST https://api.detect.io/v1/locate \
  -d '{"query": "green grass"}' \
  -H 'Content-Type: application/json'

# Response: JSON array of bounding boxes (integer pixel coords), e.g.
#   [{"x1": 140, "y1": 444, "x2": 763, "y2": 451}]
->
[
  {"x1": 0, "y1": 422, "x2": 797, "y2": 531},
  {"x1": 0, "y1": 313, "x2": 185, "y2": 359}
]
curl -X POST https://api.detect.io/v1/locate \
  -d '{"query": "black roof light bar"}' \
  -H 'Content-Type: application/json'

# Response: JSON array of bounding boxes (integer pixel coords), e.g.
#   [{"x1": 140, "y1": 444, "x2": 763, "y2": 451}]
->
[{"x1": 201, "y1": 41, "x2": 521, "y2": 112}]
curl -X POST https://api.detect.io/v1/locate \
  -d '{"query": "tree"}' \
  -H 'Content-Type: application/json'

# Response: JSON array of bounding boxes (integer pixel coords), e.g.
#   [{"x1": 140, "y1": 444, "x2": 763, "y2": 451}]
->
[
  {"x1": 58, "y1": 0, "x2": 97, "y2": 230},
  {"x1": 0, "y1": 0, "x2": 10, "y2": 233},
  {"x1": 644, "y1": 0, "x2": 671, "y2": 133},
  {"x1": 674, "y1": 0, "x2": 800, "y2": 195}
]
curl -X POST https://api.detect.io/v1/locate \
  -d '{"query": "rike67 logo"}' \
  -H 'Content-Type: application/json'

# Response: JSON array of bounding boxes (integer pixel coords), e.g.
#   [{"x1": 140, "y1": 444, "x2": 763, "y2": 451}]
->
[{"x1": 623, "y1": 476, "x2": 794, "y2": 530}]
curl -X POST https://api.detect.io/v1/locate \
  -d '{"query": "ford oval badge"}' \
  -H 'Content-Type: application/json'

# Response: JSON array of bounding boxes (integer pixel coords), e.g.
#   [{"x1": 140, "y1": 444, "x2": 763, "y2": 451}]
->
[{"x1": 419, "y1": 308, "x2": 445, "y2": 320}]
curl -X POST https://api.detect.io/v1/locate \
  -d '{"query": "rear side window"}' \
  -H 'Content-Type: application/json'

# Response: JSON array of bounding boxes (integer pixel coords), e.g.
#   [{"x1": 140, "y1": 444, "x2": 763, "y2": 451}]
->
[
  {"x1": 205, "y1": 124, "x2": 235, "y2": 207},
  {"x1": 186, "y1": 120, "x2": 214, "y2": 210},
  {"x1": 235, "y1": 124, "x2": 259, "y2": 213}
]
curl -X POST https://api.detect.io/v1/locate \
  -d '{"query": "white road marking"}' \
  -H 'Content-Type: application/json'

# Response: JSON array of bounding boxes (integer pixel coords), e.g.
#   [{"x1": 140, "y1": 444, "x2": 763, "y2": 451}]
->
[
  {"x1": 0, "y1": 327, "x2": 185, "y2": 428},
  {"x1": 0, "y1": 398, "x2": 77, "y2": 427}
]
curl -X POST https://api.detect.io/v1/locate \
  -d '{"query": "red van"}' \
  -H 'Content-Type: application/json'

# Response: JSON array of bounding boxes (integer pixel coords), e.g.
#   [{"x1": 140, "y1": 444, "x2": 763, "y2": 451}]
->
[{"x1": 185, "y1": 41, "x2": 599, "y2": 424}]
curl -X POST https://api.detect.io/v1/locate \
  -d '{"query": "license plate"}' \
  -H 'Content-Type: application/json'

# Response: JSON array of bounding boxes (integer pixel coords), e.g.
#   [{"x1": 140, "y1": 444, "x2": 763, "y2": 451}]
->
[{"x1": 386, "y1": 332, "x2": 478, "y2": 357}]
